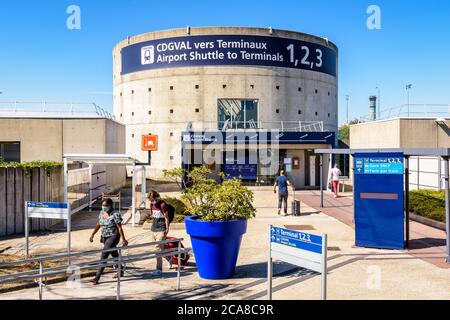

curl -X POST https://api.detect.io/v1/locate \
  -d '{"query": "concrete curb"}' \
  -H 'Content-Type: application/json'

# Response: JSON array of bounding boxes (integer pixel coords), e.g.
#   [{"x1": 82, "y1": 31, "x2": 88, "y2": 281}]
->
[{"x1": 410, "y1": 212, "x2": 446, "y2": 231}]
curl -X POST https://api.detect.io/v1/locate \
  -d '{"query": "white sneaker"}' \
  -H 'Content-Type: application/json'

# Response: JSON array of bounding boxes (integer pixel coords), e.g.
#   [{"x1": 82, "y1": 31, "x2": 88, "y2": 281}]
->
[{"x1": 149, "y1": 269, "x2": 162, "y2": 277}]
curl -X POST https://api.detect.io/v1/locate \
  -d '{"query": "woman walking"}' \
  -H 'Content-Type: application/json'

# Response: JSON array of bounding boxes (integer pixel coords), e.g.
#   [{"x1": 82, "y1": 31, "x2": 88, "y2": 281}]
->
[
  {"x1": 89, "y1": 198, "x2": 128, "y2": 285},
  {"x1": 329, "y1": 164, "x2": 342, "y2": 198}
]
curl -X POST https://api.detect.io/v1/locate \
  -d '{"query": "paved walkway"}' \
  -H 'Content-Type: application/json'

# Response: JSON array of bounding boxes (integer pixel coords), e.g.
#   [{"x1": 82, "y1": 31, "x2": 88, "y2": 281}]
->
[
  {"x1": 1, "y1": 189, "x2": 449, "y2": 300},
  {"x1": 295, "y1": 190, "x2": 450, "y2": 269}
]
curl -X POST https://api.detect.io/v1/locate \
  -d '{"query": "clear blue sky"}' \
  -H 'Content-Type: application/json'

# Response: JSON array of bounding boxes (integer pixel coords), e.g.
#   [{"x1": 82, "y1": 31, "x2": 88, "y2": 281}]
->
[{"x1": 0, "y1": 0, "x2": 449, "y2": 124}]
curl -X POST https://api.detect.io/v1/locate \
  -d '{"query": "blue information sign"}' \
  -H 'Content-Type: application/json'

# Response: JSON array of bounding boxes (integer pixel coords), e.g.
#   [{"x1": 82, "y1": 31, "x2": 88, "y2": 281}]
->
[
  {"x1": 122, "y1": 35, "x2": 337, "y2": 76},
  {"x1": 353, "y1": 152, "x2": 405, "y2": 249},
  {"x1": 355, "y1": 156, "x2": 403, "y2": 175},
  {"x1": 270, "y1": 226, "x2": 323, "y2": 254},
  {"x1": 224, "y1": 163, "x2": 257, "y2": 180},
  {"x1": 27, "y1": 202, "x2": 68, "y2": 209}
]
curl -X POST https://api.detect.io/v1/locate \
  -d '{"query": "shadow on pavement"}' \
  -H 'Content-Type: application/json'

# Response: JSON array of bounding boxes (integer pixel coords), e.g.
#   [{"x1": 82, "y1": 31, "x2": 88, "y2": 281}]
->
[{"x1": 408, "y1": 237, "x2": 447, "y2": 249}]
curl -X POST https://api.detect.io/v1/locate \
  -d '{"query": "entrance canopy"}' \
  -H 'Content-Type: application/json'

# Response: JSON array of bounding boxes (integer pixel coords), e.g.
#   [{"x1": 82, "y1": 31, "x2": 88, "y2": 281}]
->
[
  {"x1": 314, "y1": 148, "x2": 450, "y2": 264},
  {"x1": 63, "y1": 154, "x2": 146, "y2": 227}
]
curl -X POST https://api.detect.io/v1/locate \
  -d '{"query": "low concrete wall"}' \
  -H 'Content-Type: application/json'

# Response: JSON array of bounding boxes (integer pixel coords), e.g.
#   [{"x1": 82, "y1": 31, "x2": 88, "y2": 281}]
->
[
  {"x1": 410, "y1": 212, "x2": 446, "y2": 231},
  {"x1": 0, "y1": 167, "x2": 63, "y2": 236}
]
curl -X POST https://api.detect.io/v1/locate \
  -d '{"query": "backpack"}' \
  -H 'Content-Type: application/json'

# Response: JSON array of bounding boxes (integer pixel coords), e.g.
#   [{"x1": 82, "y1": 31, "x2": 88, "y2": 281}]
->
[
  {"x1": 159, "y1": 201, "x2": 175, "y2": 224},
  {"x1": 166, "y1": 203, "x2": 175, "y2": 224},
  {"x1": 154, "y1": 200, "x2": 175, "y2": 224}
]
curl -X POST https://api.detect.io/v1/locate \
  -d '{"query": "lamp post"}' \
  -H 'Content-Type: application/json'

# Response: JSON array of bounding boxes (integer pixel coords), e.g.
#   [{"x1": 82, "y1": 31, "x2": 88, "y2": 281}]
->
[
  {"x1": 345, "y1": 95, "x2": 349, "y2": 124},
  {"x1": 406, "y1": 84, "x2": 412, "y2": 118},
  {"x1": 375, "y1": 87, "x2": 381, "y2": 119}
]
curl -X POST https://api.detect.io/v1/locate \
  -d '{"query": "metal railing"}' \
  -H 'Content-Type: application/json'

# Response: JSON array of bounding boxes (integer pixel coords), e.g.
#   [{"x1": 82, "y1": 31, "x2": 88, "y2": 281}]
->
[
  {"x1": 0, "y1": 238, "x2": 189, "y2": 300},
  {"x1": 198, "y1": 120, "x2": 325, "y2": 132},
  {"x1": 358, "y1": 104, "x2": 450, "y2": 122},
  {"x1": 0, "y1": 101, "x2": 115, "y2": 120}
]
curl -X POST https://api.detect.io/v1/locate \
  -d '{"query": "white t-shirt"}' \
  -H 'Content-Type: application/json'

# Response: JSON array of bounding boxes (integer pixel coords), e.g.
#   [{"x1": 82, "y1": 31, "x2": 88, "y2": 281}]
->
[{"x1": 330, "y1": 168, "x2": 342, "y2": 181}]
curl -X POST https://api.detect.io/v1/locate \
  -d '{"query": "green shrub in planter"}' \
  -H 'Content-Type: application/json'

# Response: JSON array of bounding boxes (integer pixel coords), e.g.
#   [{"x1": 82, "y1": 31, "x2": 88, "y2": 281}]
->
[
  {"x1": 163, "y1": 166, "x2": 256, "y2": 279},
  {"x1": 409, "y1": 190, "x2": 446, "y2": 223},
  {"x1": 427, "y1": 209, "x2": 446, "y2": 223},
  {"x1": 163, "y1": 166, "x2": 256, "y2": 221}
]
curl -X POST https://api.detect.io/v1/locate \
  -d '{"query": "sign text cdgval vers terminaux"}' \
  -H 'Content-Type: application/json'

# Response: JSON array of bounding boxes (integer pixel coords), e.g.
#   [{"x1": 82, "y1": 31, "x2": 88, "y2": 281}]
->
[{"x1": 121, "y1": 35, "x2": 337, "y2": 76}]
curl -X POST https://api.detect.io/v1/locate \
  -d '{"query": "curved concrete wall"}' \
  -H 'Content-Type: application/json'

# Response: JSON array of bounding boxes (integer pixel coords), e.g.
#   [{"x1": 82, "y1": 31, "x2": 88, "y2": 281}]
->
[{"x1": 113, "y1": 27, "x2": 338, "y2": 178}]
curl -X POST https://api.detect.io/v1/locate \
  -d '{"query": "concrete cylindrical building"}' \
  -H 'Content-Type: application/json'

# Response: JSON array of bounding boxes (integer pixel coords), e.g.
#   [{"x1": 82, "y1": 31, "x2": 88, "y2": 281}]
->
[{"x1": 113, "y1": 27, "x2": 338, "y2": 186}]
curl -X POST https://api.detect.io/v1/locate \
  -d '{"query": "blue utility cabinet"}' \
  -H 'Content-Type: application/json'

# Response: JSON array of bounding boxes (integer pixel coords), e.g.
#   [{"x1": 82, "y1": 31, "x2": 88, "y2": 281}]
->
[{"x1": 354, "y1": 152, "x2": 405, "y2": 249}]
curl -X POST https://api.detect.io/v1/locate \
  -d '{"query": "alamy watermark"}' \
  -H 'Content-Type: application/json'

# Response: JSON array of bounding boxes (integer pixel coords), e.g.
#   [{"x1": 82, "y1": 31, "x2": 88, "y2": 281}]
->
[
  {"x1": 66, "y1": 265, "x2": 82, "y2": 289},
  {"x1": 66, "y1": 5, "x2": 81, "y2": 30},
  {"x1": 366, "y1": 265, "x2": 382, "y2": 290},
  {"x1": 367, "y1": 5, "x2": 382, "y2": 30}
]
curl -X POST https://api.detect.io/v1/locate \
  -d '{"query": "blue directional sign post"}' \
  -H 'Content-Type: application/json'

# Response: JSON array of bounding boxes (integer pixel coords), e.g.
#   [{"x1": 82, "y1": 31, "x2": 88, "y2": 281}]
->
[
  {"x1": 268, "y1": 225, "x2": 327, "y2": 300},
  {"x1": 25, "y1": 202, "x2": 71, "y2": 259},
  {"x1": 354, "y1": 152, "x2": 405, "y2": 249}
]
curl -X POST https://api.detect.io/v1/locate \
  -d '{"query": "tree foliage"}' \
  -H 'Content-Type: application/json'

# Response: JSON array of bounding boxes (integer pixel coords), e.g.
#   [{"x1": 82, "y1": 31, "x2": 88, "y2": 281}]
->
[{"x1": 338, "y1": 119, "x2": 364, "y2": 144}]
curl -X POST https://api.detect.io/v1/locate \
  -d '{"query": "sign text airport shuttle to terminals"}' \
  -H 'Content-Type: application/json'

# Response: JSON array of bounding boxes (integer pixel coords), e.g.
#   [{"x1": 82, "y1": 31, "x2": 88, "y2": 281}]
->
[
  {"x1": 25, "y1": 202, "x2": 71, "y2": 259},
  {"x1": 122, "y1": 35, "x2": 337, "y2": 77},
  {"x1": 268, "y1": 225, "x2": 327, "y2": 300}
]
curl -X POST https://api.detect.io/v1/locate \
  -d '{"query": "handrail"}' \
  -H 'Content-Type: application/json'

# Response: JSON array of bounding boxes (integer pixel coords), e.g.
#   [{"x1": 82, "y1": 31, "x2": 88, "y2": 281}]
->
[
  {"x1": 0, "y1": 238, "x2": 188, "y2": 300},
  {"x1": 0, "y1": 100, "x2": 115, "y2": 120},
  {"x1": 0, "y1": 247, "x2": 184, "y2": 282},
  {"x1": 214, "y1": 120, "x2": 325, "y2": 132},
  {"x1": 0, "y1": 238, "x2": 182, "y2": 266},
  {"x1": 357, "y1": 103, "x2": 450, "y2": 122}
]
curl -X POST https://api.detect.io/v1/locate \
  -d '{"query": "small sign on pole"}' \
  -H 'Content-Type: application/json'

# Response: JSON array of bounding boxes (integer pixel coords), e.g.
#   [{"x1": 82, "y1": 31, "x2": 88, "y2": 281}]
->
[
  {"x1": 25, "y1": 202, "x2": 71, "y2": 259},
  {"x1": 141, "y1": 134, "x2": 158, "y2": 151},
  {"x1": 268, "y1": 225, "x2": 327, "y2": 300}
]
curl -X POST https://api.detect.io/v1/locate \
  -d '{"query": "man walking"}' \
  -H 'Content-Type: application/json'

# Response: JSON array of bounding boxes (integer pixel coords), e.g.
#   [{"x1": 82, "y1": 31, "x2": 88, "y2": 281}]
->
[{"x1": 274, "y1": 170, "x2": 293, "y2": 216}]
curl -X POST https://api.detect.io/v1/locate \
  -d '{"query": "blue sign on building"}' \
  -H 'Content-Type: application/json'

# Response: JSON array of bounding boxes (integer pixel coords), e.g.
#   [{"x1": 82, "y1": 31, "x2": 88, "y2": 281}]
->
[
  {"x1": 122, "y1": 35, "x2": 337, "y2": 76},
  {"x1": 270, "y1": 226, "x2": 323, "y2": 254},
  {"x1": 181, "y1": 131, "x2": 336, "y2": 146}
]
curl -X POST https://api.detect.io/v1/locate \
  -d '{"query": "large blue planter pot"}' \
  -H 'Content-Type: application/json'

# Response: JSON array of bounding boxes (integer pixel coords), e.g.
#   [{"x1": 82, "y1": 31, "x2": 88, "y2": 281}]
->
[{"x1": 185, "y1": 216, "x2": 248, "y2": 280}]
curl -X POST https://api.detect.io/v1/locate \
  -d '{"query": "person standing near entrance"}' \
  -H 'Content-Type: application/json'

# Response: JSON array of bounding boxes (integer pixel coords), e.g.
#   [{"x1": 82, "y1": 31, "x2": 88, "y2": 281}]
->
[
  {"x1": 329, "y1": 164, "x2": 342, "y2": 198},
  {"x1": 274, "y1": 170, "x2": 293, "y2": 215}
]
